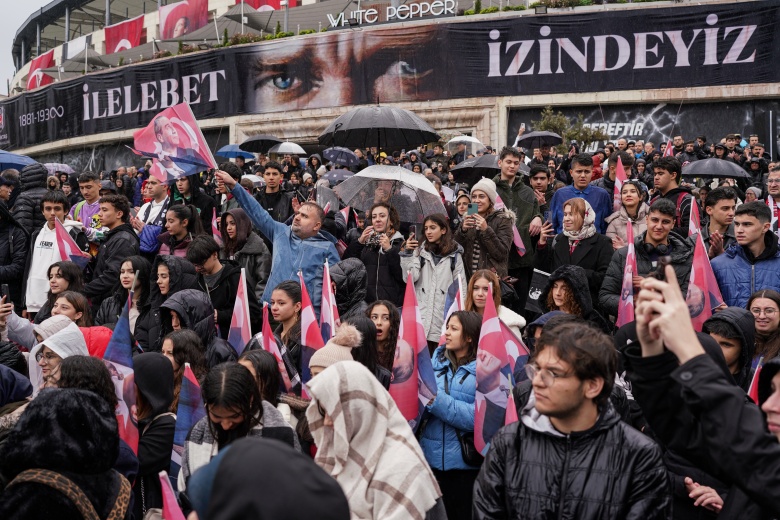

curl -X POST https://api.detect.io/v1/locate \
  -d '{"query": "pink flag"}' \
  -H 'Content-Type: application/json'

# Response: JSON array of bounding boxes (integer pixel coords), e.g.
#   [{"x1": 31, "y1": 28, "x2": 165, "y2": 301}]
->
[
  {"x1": 323, "y1": 201, "x2": 332, "y2": 214},
  {"x1": 748, "y1": 357, "x2": 764, "y2": 404},
  {"x1": 689, "y1": 199, "x2": 701, "y2": 236},
  {"x1": 104, "y1": 14, "x2": 144, "y2": 54},
  {"x1": 26, "y1": 49, "x2": 54, "y2": 91},
  {"x1": 300, "y1": 272, "x2": 326, "y2": 388},
  {"x1": 55, "y1": 219, "x2": 91, "y2": 268},
  {"x1": 475, "y1": 285, "x2": 531, "y2": 455},
  {"x1": 613, "y1": 156, "x2": 629, "y2": 213},
  {"x1": 390, "y1": 273, "x2": 437, "y2": 429},
  {"x1": 495, "y1": 194, "x2": 505, "y2": 211},
  {"x1": 439, "y1": 275, "x2": 464, "y2": 346},
  {"x1": 159, "y1": 471, "x2": 186, "y2": 520},
  {"x1": 262, "y1": 303, "x2": 293, "y2": 393},
  {"x1": 132, "y1": 103, "x2": 217, "y2": 182},
  {"x1": 320, "y1": 260, "x2": 340, "y2": 342},
  {"x1": 504, "y1": 376, "x2": 519, "y2": 426},
  {"x1": 339, "y1": 206, "x2": 351, "y2": 223},
  {"x1": 663, "y1": 140, "x2": 674, "y2": 157},
  {"x1": 227, "y1": 268, "x2": 252, "y2": 355},
  {"x1": 496, "y1": 195, "x2": 526, "y2": 256},
  {"x1": 616, "y1": 220, "x2": 637, "y2": 328},
  {"x1": 687, "y1": 233, "x2": 725, "y2": 331},
  {"x1": 212, "y1": 208, "x2": 222, "y2": 246},
  {"x1": 240, "y1": 0, "x2": 298, "y2": 9}
]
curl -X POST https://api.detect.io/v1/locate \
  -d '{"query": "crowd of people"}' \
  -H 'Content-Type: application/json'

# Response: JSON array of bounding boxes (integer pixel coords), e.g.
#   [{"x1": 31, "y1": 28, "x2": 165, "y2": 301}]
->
[{"x1": 0, "y1": 128, "x2": 779, "y2": 520}]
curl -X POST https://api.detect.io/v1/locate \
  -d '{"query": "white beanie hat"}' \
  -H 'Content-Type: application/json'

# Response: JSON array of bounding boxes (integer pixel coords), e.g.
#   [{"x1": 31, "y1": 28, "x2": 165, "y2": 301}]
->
[
  {"x1": 33, "y1": 315, "x2": 74, "y2": 341},
  {"x1": 309, "y1": 324, "x2": 362, "y2": 371},
  {"x1": 471, "y1": 178, "x2": 498, "y2": 205}
]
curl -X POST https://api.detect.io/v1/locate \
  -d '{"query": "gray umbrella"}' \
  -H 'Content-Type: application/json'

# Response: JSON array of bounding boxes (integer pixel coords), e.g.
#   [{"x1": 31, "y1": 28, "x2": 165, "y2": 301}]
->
[
  {"x1": 333, "y1": 165, "x2": 445, "y2": 223},
  {"x1": 682, "y1": 158, "x2": 751, "y2": 178},
  {"x1": 323, "y1": 147, "x2": 359, "y2": 167},
  {"x1": 323, "y1": 168, "x2": 354, "y2": 186},
  {"x1": 240, "y1": 134, "x2": 283, "y2": 153},
  {"x1": 516, "y1": 131, "x2": 563, "y2": 149},
  {"x1": 450, "y1": 154, "x2": 529, "y2": 187},
  {"x1": 318, "y1": 106, "x2": 440, "y2": 150}
]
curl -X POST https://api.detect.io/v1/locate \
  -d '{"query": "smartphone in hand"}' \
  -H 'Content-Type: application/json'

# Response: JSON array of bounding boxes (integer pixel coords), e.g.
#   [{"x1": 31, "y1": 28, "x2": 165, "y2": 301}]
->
[{"x1": 467, "y1": 203, "x2": 479, "y2": 215}]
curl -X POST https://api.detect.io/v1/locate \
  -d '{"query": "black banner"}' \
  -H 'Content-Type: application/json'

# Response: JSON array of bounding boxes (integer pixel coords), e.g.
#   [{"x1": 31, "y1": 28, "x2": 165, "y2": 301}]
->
[{"x1": 3, "y1": 0, "x2": 780, "y2": 150}]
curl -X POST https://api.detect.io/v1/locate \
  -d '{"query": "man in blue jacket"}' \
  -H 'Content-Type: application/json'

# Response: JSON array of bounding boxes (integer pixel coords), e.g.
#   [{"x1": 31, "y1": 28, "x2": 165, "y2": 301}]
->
[
  {"x1": 215, "y1": 170, "x2": 339, "y2": 316},
  {"x1": 549, "y1": 154, "x2": 611, "y2": 234},
  {"x1": 712, "y1": 201, "x2": 780, "y2": 308}
]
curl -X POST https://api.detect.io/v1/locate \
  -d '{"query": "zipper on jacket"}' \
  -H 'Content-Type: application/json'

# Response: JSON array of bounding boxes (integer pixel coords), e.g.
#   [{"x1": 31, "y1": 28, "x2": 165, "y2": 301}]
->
[
  {"x1": 557, "y1": 436, "x2": 572, "y2": 520},
  {"x1": 751, "y1": 264, "x2": 755, "y2": 294}
]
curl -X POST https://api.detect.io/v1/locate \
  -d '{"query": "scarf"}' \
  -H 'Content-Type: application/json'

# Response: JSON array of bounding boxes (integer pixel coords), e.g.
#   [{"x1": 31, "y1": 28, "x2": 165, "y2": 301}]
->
[
  {"x1": 563, "y1": 199, "x2": 597, "y2": 245},
  {"x1": 306, "y1": 361, "x2": 441, "y2": 520}
]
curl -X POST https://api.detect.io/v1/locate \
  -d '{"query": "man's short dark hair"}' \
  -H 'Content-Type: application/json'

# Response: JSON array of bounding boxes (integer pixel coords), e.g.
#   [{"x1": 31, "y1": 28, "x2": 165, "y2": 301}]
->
[
  {"x1": 534, "y1": 322, "x2": 616, "y2": 407},
  {"x1": 648, "y1": 198, "x2": 677, "y2": 219},
  {"x1": 609, "y1": 151, "x2": 634, "y2": 169},
  {"x1": 40, "y1": 190, "x2": 71, "y2": 212},
  {"x1": 499, "y1": 146, "x2": 522, "y2": 161},
  {"x1": 705, "y1": 186, "x2": 737, "y2": 208},
  {"x1": 263, "y1": 161, "x2": 283, "y2": 174},
  {"x1": 653, "y1": 157, "x2": 682, "y2": 182},
  {"x1": 302, "y1": 201, "x2": 326, "y2": 223},
  {"x1": 697, "y1": 135, "x2": 707, "y2": 142},
  {"x1": 78, "y1": 171, "x2": 100, "y2": 184},
  {"x1": 98, "y1": 194, "x2": 131, "y2": 223},
  {"x1": 1, "y1": 169, "x2": 19, "y2": 185},
  {"x1": 219, "y1": 162, "x2": 242, "y2": 180},
  {"x1": 735, "y1": 201, "x2": 772, "y2": 224},
  {"x1": 702, "y1": 320, "x2": 742, "y2": 344},
  {"x1": 571, "y1": 154, "x2": 593, "y2": 169},
  {"x1": 186, "y1": 235, "x2": 221, "y2": 265},
  {"x1": 529, "y1": 164, "x2": 549, "y2": 178}
]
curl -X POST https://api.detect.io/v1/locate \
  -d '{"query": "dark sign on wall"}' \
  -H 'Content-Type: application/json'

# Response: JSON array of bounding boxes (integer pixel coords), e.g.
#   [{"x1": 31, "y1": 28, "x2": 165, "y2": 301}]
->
[{"x1": 3, "y1": 0, "x2": 780, "y2": 150}]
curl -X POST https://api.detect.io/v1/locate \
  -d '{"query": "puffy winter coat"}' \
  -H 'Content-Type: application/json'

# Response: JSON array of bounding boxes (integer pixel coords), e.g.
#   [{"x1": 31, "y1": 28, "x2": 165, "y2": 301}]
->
[
  {"x1": 494, "y1": 174, "x2": 542, "y2": 270},
  {"x1": 145, "y1": 256, "x2": 201, "y2": 352},
  {"x1": 454, "y1": 209, "x2": 514, "y2": 279},
  {"x1": 600, "y1": 231, "x2": 693, "y2": 317},
  {"x1": 157, "y1": 231, "x2": 192, "y2": 258},
  {"x1": 419, "y1": 346, "x2": 478, "y2": 471},
  {"x1": 170, "y1": 174, "x2": 215, "y2": 236},
  {"x1": 197, "y1": 261, "x2": 262, "y2": 340},
  {"x1": 344, "y1": 231, "x2": 407, "y2": 307},
  {"x1": 220, "y1": 231, "x2": 271, "y2": 302},
  {"x1": 711, "y1": 232, "x2": 780, "y2": 308},
  {"x1": 329, "y1": 258, "x2": 368, "y2": 322},
  {"x1": 400, "y1": 245, "x2": 465, "y2": 342},
  {"x1": 159, "y1": 289, "x2": 237, "y2": 368},
  {"x1": 0, "y1": 203, "x2": 29, "y2": 310},
  {"x1": 94, "y1": 293, "x2": 152, "y2": 349},
  {"x1": 82, "y1": 222, "x2": 140, "y2": 309},
  {"x1": 605, "y1": 203, "x2": 649, "y2": 244},
  {"x1": 11, "y1": 163, "x2": 48, "y2": 233},
  {"x1": 472, "y1": 397, "x2": 671, "y2": 519}
]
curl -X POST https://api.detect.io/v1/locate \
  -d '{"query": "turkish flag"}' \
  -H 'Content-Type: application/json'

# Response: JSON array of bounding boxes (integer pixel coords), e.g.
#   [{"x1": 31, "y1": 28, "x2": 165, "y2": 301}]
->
[
  {"x1": 160, "y1": 0, "x2": 209, "y2": 40},
  {"x1": 104, "y1": 15, "x2": 145, "y2": 55},
  {"x1": 26, "y1": 49, "x2": 55, "y2": 91},
  {"x1": 238, "y1": 0, "x2": 297, "y2": 11}
]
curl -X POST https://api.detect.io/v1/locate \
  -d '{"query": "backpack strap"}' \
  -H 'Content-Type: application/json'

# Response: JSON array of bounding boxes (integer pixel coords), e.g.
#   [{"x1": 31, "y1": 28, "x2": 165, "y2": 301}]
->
[
  {"x1": 73, "y1": 200, "x2": 86, "y2": 221},
  {"x1": 8, "y1": 468, "x2": 100, "y2": 520}
]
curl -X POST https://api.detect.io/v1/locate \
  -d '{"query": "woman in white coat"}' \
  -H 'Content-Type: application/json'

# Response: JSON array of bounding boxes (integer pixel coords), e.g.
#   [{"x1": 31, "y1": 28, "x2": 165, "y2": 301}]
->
[{"x1": 400, "y1": 213, "x2": 465, "y2": 353}]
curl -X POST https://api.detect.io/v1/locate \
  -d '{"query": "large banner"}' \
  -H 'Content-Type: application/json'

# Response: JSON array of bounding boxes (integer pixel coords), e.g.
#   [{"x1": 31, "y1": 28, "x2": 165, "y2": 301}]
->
[
  {"x1": 5, "y1": 0, "x2": 780, "y2": 150},
  {"x1": 104, "y1": 15, "x2": 145, "y2": 54}
]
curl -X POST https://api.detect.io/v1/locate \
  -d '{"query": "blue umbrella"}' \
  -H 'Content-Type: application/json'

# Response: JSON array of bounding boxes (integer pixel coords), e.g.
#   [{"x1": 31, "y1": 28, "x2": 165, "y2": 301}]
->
[
  {"x1": 323, "y1": 146, "x2": 359, "y2": 167},
  {"x1": 323, "y1": 168, "x2": 355, "y2": 186},
  {"x1": 216, "y1": 144, "x2": 255, "y2": 160},
  {"x1": 0, "y1": 150, "x2": 35, "y2": 171}
]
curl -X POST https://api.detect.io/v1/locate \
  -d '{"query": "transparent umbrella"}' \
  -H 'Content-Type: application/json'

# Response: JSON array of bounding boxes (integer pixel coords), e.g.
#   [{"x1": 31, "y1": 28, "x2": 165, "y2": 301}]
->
[
  {"x1": 447, "y1": 135, "x2": 485, "y2": 158},
  {"x1": 333, "y1": 165, "x2": 445, "y2": 224}
]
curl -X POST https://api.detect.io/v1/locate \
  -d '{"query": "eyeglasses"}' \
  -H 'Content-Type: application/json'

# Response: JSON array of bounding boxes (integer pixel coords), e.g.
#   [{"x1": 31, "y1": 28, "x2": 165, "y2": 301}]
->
[
  {"x1": 751, "y1": 308, "x2": 778, "y2": 317},
  {"x1": 524, "y1": 364, "x2": 573, "y2": 387},
  {"x1": 35, "y1": 351, "x2": 59, "y2": 363}
]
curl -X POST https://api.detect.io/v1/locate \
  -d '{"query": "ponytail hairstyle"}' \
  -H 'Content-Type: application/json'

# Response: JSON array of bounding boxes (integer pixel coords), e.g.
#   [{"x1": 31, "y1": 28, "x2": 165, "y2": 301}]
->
[
  {"x1": 201, "y1": 362, "x2": 263, "y2": 446},
  {"x1": 168, "y1": 204, "x2": 205, "y2": 236}
]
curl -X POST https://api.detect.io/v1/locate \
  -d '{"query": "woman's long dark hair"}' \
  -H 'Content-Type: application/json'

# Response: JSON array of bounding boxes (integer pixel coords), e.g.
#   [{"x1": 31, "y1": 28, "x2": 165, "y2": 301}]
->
[
  {"x1": 58, "y1": 356, "x2": 119, "y2": 410},
  {"x1": 168, "y1": 204, "x2": 205, "y2": 236},
  {"x1": 422, "y1": 213, "x2": 457, "y2": 256},
  {"x1": 116, "y1": 256, "x2": 152, "y2": 310},
  {"x1": 272, "y1": 280, "x2": 302, "y2": 344},
  {"x1": 445, "y1": 310, "x2": 482, "y2": 365},
  {"x1": 238, "y1": 350, "x2": 281, "y2": 407},
  {"x1": 46, "y1": 261, "x2": 85, "y2": 311},
  {"x1": 344, "y1": 315, "x2": 379, "y2": 375},
  {"x1": 365, "y1": 300, "x2": 400, "y2": 370},
  {"x1": 221, "y1": 208, "x2": 253, "y2": 258},
  {"x1": 166, "y1": 329, "x2": 208, "y2": 413},
  {"x1": 56, "y1": 290, "x2": 93, "y2": 327},
  {"x1": 202, "y1": 362, "x2": 262, "y2": 447},
  {"x1": 749, "y1": 290, "x2": 780, "y2": 361}
]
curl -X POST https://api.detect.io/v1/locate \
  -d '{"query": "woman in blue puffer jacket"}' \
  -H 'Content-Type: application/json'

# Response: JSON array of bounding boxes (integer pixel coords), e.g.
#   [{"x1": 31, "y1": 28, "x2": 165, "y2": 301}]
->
[{"x1": 419, "y1": 310, "x2": 481, "y2": 520}]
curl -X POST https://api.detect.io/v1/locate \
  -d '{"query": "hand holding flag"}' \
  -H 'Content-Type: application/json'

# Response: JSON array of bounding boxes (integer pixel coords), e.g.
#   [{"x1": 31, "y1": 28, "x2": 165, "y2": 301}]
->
[{"x1": 55, "y1": 219, "x2": 91, "y2": 268}]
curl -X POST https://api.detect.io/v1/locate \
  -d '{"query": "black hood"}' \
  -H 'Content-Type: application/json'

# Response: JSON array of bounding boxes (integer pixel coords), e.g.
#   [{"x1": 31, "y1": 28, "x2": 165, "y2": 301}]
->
[
  {"x1": 746, "y1": 230, "x2": 779, "y2": 264},
  {"x1": 19, "y1": 163, "x2": 49, "y2": 192},
  {"x1": 0, "y1": 388, "x2": 118, "y2": 476},
  {"x1": 150, "y1": 255, "x2": 200, "y2": 309},
  {"x1": 759, "y1": 358, "x2": 780, "y2": 406},
  {"x1": 330, "y1": 258, "x2": 367, "y2": 316},
  {"x1": 0, "y1": 197, "x2": 27, "y2": 235},
  {"x1": 134, "y1": 353, "x2": 174, "y2": 421},
  {"x1": 541, "y1": 264, "x2": 593, "y2": 315},
  {"x1": 703, "y1": 307, "x2": 756, "y2": 389},
  {"x1": 160, "y1": 289, "x2": 215, "y2": 344}
]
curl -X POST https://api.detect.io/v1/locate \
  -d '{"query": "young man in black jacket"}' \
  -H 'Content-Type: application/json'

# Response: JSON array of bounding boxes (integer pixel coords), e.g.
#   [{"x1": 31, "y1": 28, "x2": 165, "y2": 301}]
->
[
  {"x1": 473, "y1": 322, "x2": 671, "y2": 519},
  {"x1": 82, "y1": 195, "x2": 139, "y2": 311}
]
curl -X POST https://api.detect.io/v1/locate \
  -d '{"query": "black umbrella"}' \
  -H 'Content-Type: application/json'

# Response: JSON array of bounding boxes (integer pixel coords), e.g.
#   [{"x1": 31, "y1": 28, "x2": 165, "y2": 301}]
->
[
  {"x1": 239, "y1": 134, "x2": 282, "y2": 153},
  {"x1": 318, "y1": 106, "x2": 440, "y2": 150},
  {"x1": 682, "y1": 158, "x2": 751, "y2": 179},
  {"x1": 322, "y1": 168, "x2": 355, "y2": 186},
  {"x1": 450, "y1": 154, "x2": 529, "y2": 187},
  {"x1": 323, "y1": 147, "x2": 359, "y2": 167},
  {"x1": 516, "y1": 131, "x2": 563, "y2": 149}
]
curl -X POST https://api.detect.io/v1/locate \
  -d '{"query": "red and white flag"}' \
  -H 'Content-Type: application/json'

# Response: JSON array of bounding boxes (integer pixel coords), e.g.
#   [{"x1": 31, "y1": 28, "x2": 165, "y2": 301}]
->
[
  {"x1": 663, "y1": 140, "x2": 674, "y2": 157},
  {"x1": 391, "y1": 273, "x2": 437, "y2": 430},
  {"x1": 320, "y1": 259, "x2": 340, "y2": 342},
  {"x1": 262, "y1": 303, "x2": 293, "y2": 393},
  {"x1": 104, "y1": 14, "x2": 144, "y2": 54},
  {"x1": 616, "y1": 220, "x2": 637, "y2": 328},
  {"x1": 687, "y1": 233, "x2": 725, "y2": 332},
  {"x1": 613, "y1": 156, "x2": 629, "y2": 213},
  {"x1": 768, "y1": 195, "x2": 779, "y2": 237},
  {"x1": 495, "y1": 194, "x2": 526, "y2": 256},
  {"x1": 239, "y1": 0, "x2": 297, "y2": 10},
  {"x1": 159, "y1": 471, "x2": 186, "y2": 520},
  {"x1": 504, "y1": 375, "x2": 519, "y2": 426},
  {"x1": 227, "y1": 269, "x2": 252, "y2": 355},
  {"x1": 131, "y1": 103, "x2": 217, "y2": 182},
  {"x1": 475, "y1": 285, "x2": 530, "y2": 455},
  {"x1": 55, "y1": 219, "x2": 91, "y2": 268},
  {"x1": 339, "y1": 206, "x2": 351, "y2": 223},
  {"x1": 748, "y1": 356, "x2": 764, "y2": 404},
  {"x1": 26, "y1": 49, "x2": 55, "y2": 91},
  {"x1": 689, "y1": 198, "x2": 701, "y2": 236},
  {"x1": 160, "y1": 0, "x2": 209, "y2": 40},
  {"x1": 300, "y1": 272, "x2": 326, "y2": 392},
  {"x1": 438, "y1": 275, "x2": 464, "y2": 346},
  {"x1": 212, "y1": 208, "x2": 222, "y2": 246}
]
